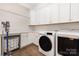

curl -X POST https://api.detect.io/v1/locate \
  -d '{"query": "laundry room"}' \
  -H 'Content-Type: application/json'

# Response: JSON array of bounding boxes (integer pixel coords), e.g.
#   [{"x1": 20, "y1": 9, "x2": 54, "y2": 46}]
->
[{"x1": 0, "y1": 2, "x2": 79, "y2": 56}]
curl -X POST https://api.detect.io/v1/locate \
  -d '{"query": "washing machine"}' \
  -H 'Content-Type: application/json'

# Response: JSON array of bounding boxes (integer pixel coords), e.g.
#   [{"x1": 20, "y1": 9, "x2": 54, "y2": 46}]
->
[
  {"x1": 56, "y1": 30, "x2": 79, "y2": 56},
  {"x1": 38, "y1": 31, "x2": 56, "y2": 56}
]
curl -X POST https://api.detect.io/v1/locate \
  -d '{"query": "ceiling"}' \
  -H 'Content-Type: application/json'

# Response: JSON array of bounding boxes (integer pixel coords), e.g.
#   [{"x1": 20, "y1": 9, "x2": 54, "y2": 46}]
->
[
  {"x1": 19, "y1": 3, "x2": 54, "y2": 10},
  {"x1": 19, "y1": 3, "x2": 39, "y2": 9}
]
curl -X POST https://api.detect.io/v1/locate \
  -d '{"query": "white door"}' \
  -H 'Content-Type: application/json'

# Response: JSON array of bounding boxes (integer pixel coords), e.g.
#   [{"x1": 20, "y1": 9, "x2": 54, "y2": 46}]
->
[
  {"x1": 36, "y1": 9, "x2": 41, "y2": 25},
  {"x1": 58, "y1": 3, "x2": 70, "y2": 23},
  {"x1": 71, "y1": 3, "x2": 79, "y2": 22},
  {"x1": 38, "y1": 6, "x2": 50, "y2": 24},
  {"x1": 31, "y1": 4, "x2": 51, "y2": 25},
  {"x1": 30, "y1": 9, "x2": 40, "y2": 25},
  {"x1": 30, "y1": 10, "x2": 37, "y2": 25},
  {"x1": 50, "y1": 4, "x2": 59, "y2": 23}
]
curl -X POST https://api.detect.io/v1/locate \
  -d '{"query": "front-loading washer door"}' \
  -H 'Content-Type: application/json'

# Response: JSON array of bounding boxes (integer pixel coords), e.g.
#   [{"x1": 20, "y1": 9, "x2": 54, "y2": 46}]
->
[{"x1": 39, "y1": 36, "x2": 52, "y2": 52}]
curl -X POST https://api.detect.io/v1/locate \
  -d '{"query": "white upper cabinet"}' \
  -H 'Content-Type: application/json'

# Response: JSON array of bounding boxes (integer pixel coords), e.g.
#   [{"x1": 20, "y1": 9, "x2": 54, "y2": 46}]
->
[
  {"x1": 30, "y1": 9, "x2": 41, "y2": 25},
  {"x1": 49, "y1": 4, "x2": 59, "y2": 23},
  {"x1": 30, "y1": 4, "x2": 51, "y2": 25},
  {"x1": 71, "y1": 3, "x2": 79, "y2": 22},
  {"x1": 37, "y1": 6, "x2": 50, "y2": 24},
  {"x1": 58, "y1": 3, "x2": 70, "y2": 23},
  {"x1": 30, "y1": 3, "x2": 71, "y2": 25},
  {"x1": 30, "y1": 4, "x2": 58, "y2": 25},
  {"x1": 35, "y1": 9, "x2": 42, "y2": 25},
  {"x1": 30, "y1": 10, "x2": 37, "y2": 25}
]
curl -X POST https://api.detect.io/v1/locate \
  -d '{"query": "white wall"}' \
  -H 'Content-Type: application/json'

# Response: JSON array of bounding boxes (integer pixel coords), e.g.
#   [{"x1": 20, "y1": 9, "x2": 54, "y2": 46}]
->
[
  {"x1": 0, "y1": 3, "x2": 32, "y2": 55},
  {"x1": 0, "y1": 3, "x2": 32, "y2": 33},
  {"x1": 0, "y1": 3, "x2": 30, "y2": 17}
]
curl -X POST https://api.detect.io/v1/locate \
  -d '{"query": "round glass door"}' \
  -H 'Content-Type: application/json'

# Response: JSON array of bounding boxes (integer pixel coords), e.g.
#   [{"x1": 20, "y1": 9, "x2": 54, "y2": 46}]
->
[{"x1": 39, "y1": 36, "x2": 52, "y2": 51}]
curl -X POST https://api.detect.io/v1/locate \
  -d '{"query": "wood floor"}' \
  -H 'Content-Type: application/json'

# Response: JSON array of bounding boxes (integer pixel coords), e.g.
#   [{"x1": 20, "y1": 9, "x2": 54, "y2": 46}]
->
[{"x1": 11, "y1": 43, "x2": 45, "y2": 56}]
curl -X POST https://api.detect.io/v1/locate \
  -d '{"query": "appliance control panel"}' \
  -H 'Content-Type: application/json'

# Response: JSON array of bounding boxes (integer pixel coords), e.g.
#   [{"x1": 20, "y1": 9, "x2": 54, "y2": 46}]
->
[{"x1": 46, "y1": 32, "x2": 52, "y2": 35}]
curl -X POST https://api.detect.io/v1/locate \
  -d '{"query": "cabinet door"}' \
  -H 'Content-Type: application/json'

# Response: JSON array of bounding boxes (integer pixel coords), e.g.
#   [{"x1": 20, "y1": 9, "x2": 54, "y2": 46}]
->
[
  {"x1": 50, "y1": 4, "x2": 59, "y2": 23},
  {"x1": 38, "y1": 6, "x2": 50, "y2": 24},
  {"x1": 30, "y1": 10, "x2": 37, "y2": 25},
  {"x1": 71, "y1": 3, "x2": 79, "y2": 22},
  {"x1": 35, "y1": 9, "x2": 41, "y2": 25},
  {"x1": 30, "y1": 9, "x2": 40, "y2": 25},
  {"x1": 58, "y1": 3, "x2": 70, "y2": 23}
]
